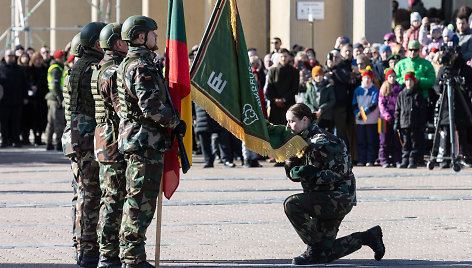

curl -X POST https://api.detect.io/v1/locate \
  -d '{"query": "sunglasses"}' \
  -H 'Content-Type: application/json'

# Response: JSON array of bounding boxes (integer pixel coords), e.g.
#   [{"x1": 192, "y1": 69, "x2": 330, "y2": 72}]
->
[
  {"x1": 409, "y1": 48, "x2": 419, "y2": 52},
  {"x1": 6, "y1": 54, "x2": 15, "y2": 57}
]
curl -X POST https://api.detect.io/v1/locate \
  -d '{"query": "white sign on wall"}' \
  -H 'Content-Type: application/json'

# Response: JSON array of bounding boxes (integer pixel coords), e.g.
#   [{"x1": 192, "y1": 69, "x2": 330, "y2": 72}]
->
[{"x1": 297, "y1": 1, "x2": 324, "y2": 21}]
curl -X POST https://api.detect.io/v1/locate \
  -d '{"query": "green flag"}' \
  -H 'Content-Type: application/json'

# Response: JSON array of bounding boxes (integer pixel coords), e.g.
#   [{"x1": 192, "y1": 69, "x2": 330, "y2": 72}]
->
[{"x1": 190, "y1": 0, "x2": 306, "y2": 161}]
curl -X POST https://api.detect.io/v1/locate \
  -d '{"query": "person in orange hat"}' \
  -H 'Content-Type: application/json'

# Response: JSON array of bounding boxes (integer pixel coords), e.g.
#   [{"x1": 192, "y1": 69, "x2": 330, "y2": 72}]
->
[
  {"x1": 302, "y1": 66, "x2": 335, "y2": 132},
  {"x1": 394, "y1": 70, "x2": 427, "y2": 168}
]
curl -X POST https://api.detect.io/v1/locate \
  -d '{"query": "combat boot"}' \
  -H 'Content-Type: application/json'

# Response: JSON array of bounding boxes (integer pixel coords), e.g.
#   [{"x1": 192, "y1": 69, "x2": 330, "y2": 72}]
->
[
  {"x1": 74, "y1": 248, "x2": 83, "y2": 265},
  {"x1": 79, "y1": 255, "x2": 99, "y2": 268},
  {"x1": 362, "y1": 225, "x2": 385, "y2": 261},
  {"x1": 291, "y1": 245, "x2": 327, "y2": 265},
  {"x1": 97, "y1": 255, "x2": 122, "y2": 268},
  {"x1": 121, "y1": 261, "x2": 155, "y2": 268}
]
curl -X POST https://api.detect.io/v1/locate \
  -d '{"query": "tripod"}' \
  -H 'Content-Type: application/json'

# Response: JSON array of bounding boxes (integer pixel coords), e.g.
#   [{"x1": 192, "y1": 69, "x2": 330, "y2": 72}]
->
[{"x1": 427, "y1": 70, "x2": 472, "y2": 172}]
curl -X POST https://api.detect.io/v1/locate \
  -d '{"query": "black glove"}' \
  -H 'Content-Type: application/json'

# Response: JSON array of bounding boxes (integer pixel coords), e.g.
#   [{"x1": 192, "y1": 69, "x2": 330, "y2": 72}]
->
[
  {"x1": 173, "y1": 120, "x2": 187, "y2": 137},
  {"x1": 284, "y1": 156, "x2": 305, "y2": 181}
]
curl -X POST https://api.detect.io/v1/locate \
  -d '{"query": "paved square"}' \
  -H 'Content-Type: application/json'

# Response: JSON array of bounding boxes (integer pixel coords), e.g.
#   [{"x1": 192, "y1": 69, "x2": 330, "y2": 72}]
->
[{"x1": 0, "y1": 147, "x2": 471, "y2": 267}]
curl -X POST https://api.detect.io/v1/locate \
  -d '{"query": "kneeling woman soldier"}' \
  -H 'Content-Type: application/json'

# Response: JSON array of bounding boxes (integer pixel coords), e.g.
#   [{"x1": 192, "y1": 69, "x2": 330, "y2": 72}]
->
[{"x1": 284, "y1": 103, "x2": 385, "y2": 265}]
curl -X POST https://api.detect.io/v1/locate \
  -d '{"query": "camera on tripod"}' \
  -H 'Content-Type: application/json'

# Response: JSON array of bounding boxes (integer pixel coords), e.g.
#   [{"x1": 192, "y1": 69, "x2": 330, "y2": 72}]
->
[
  {"x1": 427, "y1": 42, "x2": 472, "y2": 172},
  {"x1": 438, "y1": 42, "x2": 461, "y2": 68}
]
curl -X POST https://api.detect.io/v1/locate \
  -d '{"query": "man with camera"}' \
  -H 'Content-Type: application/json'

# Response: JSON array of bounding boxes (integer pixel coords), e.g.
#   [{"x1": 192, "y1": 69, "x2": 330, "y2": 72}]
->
[{"x1": 433, "y1": 45, "x2": 472, "y2": 167}]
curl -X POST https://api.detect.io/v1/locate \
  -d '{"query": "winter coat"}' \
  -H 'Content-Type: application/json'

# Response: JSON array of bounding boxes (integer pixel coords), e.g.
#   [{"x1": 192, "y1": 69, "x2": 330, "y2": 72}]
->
[
  {"x1": 394, "y1": 56, "x2": 436, "y2": 99},
  {"x1": 458, "y1": 28, "x2": 472, "y2": 61},
  {"x1": 378, "y1": 82, "x2": 403, "y2": 122},
  {"x1": 352, "y1": 83, "x2": 379, "y2": 125},
  {"x1": 403, "y1": 26, "x2": 420, "y2": 51},
  {"x1": 194, "y1": 104, "x2": 223, "y2": 134},
  {"x1": 303, "y1": 78, "x2": 335, "y2": 121},
  {"x1": 434, "y1": 61, "x2": 472, "y2": 126},
  {"x1": 0, "y1": 61, "x2": 27, "y2": 106},
  {"x1": 330, "y1": 60, "x2": 351, "y2": 107},
  {"x1": 394, "y1": 87, "x2": 427, "y2": 129}
]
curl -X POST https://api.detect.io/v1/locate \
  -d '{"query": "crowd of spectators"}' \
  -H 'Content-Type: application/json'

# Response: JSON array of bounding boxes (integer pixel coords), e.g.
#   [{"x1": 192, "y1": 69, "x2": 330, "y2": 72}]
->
[
  {"x1": 0, "y1": 43, "x2": 75, "y2": 149},
  {"x1": 245, "y1": 5, "x2": 472, "y2": 169},
  {"x1": 2, "y1": 3, "x2": 472, "y2": 170}
]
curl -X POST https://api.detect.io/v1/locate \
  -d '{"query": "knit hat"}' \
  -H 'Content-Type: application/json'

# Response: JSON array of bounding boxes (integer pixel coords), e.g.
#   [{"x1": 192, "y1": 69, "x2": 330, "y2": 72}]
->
[
  {"x1": 443, "y1": 27, "x2": 453, "y2": 39},
  {"x1": 410, "y1": 12, "x2": 421, "y2": 24},
  {"x1": 394, "y1": 25, "x2": 404, "y2": 32},
  {"x1": 404, "y1": 70, "x2": 416, "y2": 82},
  {"x1": 384, "y1": 68, "x2": 395, "y2": 80},
  {"x1": 408, "y1": 40, "x2": 420, "y2": 50},
  {"x1": 379, "y1": 44, "x2": 392, "y2": 54},
  {"x1": 312, "y1": 66, "x2": 324, "y2": 79},
  {"x1": 384, "y1": 33, "x2": 395, "y2": 41},
  {"x1": 431, "y1": 25, "x2": 442, "y2": 34},
  {"x1": 53, "y1": 50, "x2": 65, "y2": 59},
  {"x1": 387, "y1": 54, "x2": 400, "y2": 62},
  {"x1": 361, "y1": 67, "x2": 373, "y2": 80}
]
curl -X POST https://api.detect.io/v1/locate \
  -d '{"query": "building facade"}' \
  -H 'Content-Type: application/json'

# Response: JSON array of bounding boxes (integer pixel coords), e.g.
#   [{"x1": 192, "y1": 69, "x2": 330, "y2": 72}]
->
[{"x1": 0, "y1": 0, "x2": 469, "y2": 62}]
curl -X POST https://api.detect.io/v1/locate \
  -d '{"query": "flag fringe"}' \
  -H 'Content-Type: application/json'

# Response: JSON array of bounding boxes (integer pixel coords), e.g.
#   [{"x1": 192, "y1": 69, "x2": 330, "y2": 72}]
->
[{"x1": 192, "y1": 88, "x2": 307, "y2": 162}]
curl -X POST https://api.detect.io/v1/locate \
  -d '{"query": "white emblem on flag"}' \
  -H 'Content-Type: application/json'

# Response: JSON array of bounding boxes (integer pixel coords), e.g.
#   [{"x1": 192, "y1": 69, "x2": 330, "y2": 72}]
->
[
  {"x1": 207, "y1": 71, "x2": 227, "y2": 94},
  {"x1": 243, "y1": 104, "x2": 258, "y2": 125}
]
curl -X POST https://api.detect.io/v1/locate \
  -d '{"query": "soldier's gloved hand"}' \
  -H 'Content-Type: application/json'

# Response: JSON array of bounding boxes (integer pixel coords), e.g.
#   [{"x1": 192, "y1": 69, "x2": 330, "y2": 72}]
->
[
  {"x1": 173, "y1": 120, "x2": 187, "y2": 137},
  {"x1": 284, "y1": 156, "x2": 305, "y2": 182}
]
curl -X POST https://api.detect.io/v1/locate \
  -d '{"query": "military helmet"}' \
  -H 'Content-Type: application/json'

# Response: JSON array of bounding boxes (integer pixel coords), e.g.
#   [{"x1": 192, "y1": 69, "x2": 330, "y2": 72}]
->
[
  {"x1": 121, "y1": 15, "x2": 157, "y2": 41},
  {"x1": 70, "y1": 33, "x2": 83, "y2": 57},
  {"x1": 99, "y1": 23, "x2": 123, "y2": 50},
  {"x1": 80, "y1": 22, "x2": 107, "y2": 48}
]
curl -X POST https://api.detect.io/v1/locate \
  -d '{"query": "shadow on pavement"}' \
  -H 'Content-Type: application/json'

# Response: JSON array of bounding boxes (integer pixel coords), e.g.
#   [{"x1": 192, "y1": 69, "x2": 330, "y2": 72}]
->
[
  {"x1": 0, "y1": 147, "x2": 69, "y2": 165},
  {"x1": 1, "y1": 260, "x2": 471, "y2": 267},
  {"x1": 159, "y1": 259, "x2": 472, "y2": 267}
]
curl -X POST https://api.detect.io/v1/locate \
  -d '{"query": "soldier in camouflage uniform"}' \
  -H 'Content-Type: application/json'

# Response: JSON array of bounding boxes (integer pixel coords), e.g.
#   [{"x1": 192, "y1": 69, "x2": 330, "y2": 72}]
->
[
  {"x1": 91, "y1": 23, "x2": 128, "y2": 268},
  {"x1": 116, "y1": 15, "x2": 186, "y2": 268},
  {"x1": 62, "y1": 21, "x2": 106, "y2": 268},
  {"x1": 45, "y1": 50, "x2": 66, "y2": 151},
  {"x1": 284, "y1": 103, "x2": 385, "y2": 265},
  {"x1": 65, "y1": 32, "x2": 84, "y2": 265}
]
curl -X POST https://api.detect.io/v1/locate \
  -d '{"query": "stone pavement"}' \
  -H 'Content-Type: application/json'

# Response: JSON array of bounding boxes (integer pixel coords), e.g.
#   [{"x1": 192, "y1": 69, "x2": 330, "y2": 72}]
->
[{"x1": 0, "y1": 146, "x2": 471, "y2": 267}]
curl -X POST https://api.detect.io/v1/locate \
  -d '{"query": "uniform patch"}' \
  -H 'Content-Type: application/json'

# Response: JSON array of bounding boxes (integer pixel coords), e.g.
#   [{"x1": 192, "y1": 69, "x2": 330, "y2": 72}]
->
[{"x1": 144, "y1": 76, "x2": 152, "y2": 80}]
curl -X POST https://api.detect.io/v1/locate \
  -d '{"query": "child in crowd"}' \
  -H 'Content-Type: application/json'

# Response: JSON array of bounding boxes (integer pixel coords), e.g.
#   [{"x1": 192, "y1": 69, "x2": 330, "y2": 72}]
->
[
  {"x1": 303, "y1": 66, "x2": 335, "y2": 132},
  {"x1": 352, "y1": 67, "x2": 379, "y2": 166},
  {"x1": 419, "y1": 25, "x2": 443, "y2": 59},
  {"x1": 394, "y1": 71, "x2": 427, "y2": 168},
  {"x1": 378, "y1": 68, "x2": 403, "y2": 168}
]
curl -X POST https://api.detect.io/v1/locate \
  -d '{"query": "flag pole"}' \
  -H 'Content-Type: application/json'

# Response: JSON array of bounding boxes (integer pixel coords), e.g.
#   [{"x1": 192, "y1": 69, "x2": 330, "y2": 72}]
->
[{"x1": 155, "y1": 180, "x2": 163, "y2": 266}]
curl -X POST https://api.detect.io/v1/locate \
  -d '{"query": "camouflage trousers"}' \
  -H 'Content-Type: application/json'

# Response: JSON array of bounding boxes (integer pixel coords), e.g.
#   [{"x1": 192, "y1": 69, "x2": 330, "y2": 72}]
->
[
  {"x1": 71, "y1": 152, "x2": 101, "y2": 256},
  {"x1": 120, "y1": 148, "x2": 164, "y2": 264},
  {"x1": 71, "y1": 161, "x2": 79, "y2": 250},
  {"x1": 97, "y1": 161, "x2": 127, "y2": 258},
  {"x1": 284, "y1": 192, "x2": 362, "y2": 262},
  {"x1": 45, "y1": 100, "x2": 65, "y2": 144}
]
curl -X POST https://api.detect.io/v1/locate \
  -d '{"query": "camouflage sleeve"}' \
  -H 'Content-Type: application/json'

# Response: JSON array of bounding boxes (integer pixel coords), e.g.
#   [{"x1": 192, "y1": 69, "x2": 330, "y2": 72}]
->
[
  {"x1": 291, "y1": 165, "x2": 346, "y2": 185},
  {"x1": 51, "y1": 67, "x2": 64, "y2": 103},
  {"x1": 290, "y1": 135, "x2": 349, "y2": 185},
  {"x1": 99, "y1": 74, "x2": 112, "y2": 103},
  {"x1": 133, "y1": 65, "x2": 180, "y2": 128}
]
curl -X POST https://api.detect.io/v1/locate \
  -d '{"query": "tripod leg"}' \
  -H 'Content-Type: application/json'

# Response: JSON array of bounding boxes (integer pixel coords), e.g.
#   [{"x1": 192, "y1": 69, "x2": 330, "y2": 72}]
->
[
  {"x1": 428, "y1": 89, "x2": 446, "y2": 170},
  {"x1": 447, "y1": 81, "x2": 461, "y2": 172}
]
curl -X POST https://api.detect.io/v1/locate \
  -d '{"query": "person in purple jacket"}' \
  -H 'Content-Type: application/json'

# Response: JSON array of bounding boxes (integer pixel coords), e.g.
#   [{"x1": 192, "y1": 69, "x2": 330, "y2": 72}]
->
[{"x1": 378, "y1": 68, "x2": 403, "y2": 168}]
